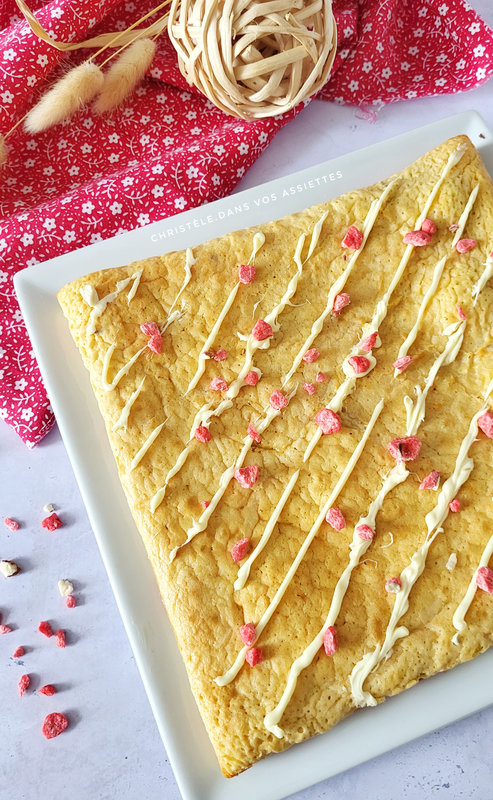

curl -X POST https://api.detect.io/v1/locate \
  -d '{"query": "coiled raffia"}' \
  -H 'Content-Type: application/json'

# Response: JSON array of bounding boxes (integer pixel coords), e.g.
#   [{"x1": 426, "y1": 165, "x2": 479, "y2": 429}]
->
[{"x1": 167, "y1": 0, "x2": 337, "y2": 120}]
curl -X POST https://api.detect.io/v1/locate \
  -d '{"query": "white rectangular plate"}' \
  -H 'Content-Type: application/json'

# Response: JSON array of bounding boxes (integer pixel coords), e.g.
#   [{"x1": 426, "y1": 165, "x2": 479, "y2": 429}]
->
[{"x1": 15, "y1": 111, "x2": 493, "y2": 800}]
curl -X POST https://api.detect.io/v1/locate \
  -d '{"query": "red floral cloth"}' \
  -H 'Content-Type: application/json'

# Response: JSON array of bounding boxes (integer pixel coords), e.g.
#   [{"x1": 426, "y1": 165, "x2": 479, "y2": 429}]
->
[{"x1": 0, "y1": 0, "x2": 492, "y2": 446}]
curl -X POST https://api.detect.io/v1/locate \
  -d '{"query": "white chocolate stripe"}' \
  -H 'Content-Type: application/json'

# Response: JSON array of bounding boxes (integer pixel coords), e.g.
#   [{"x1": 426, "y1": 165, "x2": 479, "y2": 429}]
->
[
  {"x1": 101, "y1": 344, "x2": 147, "y2": 392},
  {"x1": 281, "y1": 180, "x2": 396, "y2": 389},
  {"x1": 112, "y1": 377, "x2": 146, "y2": 432},
  {"x1": 168, "y1": 403, "x2": 284, "y2": 561},
  {"x1": 82, "y1": 269, "x2": 143, "y2": 336},
  {"x1": 263, "y1": 458, "x2": 407, "y2": 738},
  {"x1": 299, "y1": 147, "x2": 466, "y2": 466},
  {"x1": 192, "y1": 214, "x2": 328, "y2": 434},
  {"x1": 452, "y1": 509, "x2": 493, "y2": 645},
  {"x1": 262, "y1": 322, "x2": 468, "y2": 734},
  {"x1": 126, "y1": 269, "x2": 143, "y2": 304},
  {"x1": 207, "y1": 151, "x2": 463, "y2": 580},
  {"x1": 350, "y1": 385, "x2": 493, "y2": 708},
  {"x1": 151, "y1": 215, "x2": 327, "y2": 514},
  {"x1": 185, "y1": 233, "x2": 265, "y2": 395},
  {"x1": 472, "y1": 250, "x2": 493, "y2": 306},
  {"x1": 129, "y1": 419, "x2": 167, "y2": 471},
  {"x1": 169, "y1": 248, "x2": 196, "y2": 314},
  {"x1": 185, "y1": 282, "x2": 241, "y2": 395},
  {"x1": 404, "y1": 321, "x2": 465, "y2": 435},
  {"x1": 215, "y1": 398, "x2": 384, "y2": 687},
  {"x1": 235, "y1": 469, "x2": 301, "y2": 591},
  {"x1": 394, "y1": 185, "x2": 479, "y2": 374}
]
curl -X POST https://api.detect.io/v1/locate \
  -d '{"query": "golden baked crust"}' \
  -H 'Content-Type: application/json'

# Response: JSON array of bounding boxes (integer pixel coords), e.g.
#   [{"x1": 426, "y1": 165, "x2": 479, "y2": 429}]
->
[{"x1": 58, "y1": 135, "x2": 493, "y2": 777}]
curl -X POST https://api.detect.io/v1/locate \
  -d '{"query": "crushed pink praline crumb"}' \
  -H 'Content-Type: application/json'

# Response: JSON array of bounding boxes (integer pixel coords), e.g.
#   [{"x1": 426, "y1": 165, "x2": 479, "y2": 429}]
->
[
  {"x1": 360, "y1": 331, "x2": 378, "y2": 352},
  {"x1": 213, "y1": 348, "x2": 228, "y2": 362},
  {"x1": 303, "y1": 383, "x2": 316, "y2": 396},
  {"x1": 231, "y1": 538, "x2": 250, "y2": 562},
  {"x1": 385, "y1": 577, "x2": 402, "y2": 593},
  {"x1": 326, "y1": 507, "x2": 346, "y2": 531},
  {"x1": 209, "y1": 376, "x2": 228, "y2": 392},
  {"x1": 476, "y1": 566, "x2": 493, "y2": 594},
  {"x1": 147, "y1": 333, "x2": 162, "y2": 354},
  {"x1": 348, "y1": 355, "x2": 370, "y2": 375},
  {"x1": 269, "y1": 390, "x2": 288, "y2": 410},
  {"x1": 478, "y1": 411, "x2": 493, "y2": 438},
  {"x1": 12, "y1": 646, "x2": 25, "y2": 658},
  {"x1": 39, "y1": 684, "x2": 56, "y2": 697},
  {"x1": 419, "y1": 470, "x2": 440, "y2": 491},
  {"x1": 456, "y1": 238, "x2": 476, "y2": 253},
  {"x1": 244, "y1": 371, "x2": 259, "y2": 386},
  {"x1": 65, "y1": 595, "x2": 76, "y2": 609},
  {"x1": 234, "y1": 465, "x2": 259, "y2": 488},
  {"x1": 403, "y1": 230, "x2": 433, "y2": 246},
  {"x1": 315, "y1": 408, "x2": 341, "y2": 435},
  {"x1": 38, "y1": 621, "x2": 53, "y2": 638},
  {"x1": 316, "y1": 371, "x2": 326, "y2": 383},
  {"x1": 333, "y1": 293, "x2": 350, "y2": 315},
  {"x1": 356, "y1": 524, "x2": 374, "y2": 541},
  {"x1": 55, "y1": 629, "x2": 66, "y2": 649},
  {"x1": 456, "y1": 305, "x2": 466, "y2": 321},
  {"x1": 140, "y1": 321, "x2": 160, "y2": 337},
  {"x1": 238, "y1": 264, "x2": 255, "y2": 284},
  {"x1": 42, "y1": 712, "x2": 68, "y2": 739},
  {"x1": 341, "y1": 225, "x2": 363, "y2": 250},
  {"x1": 245, "y1": 647, "x2": 263, "y2": 667},
  {"x1": 41, "y1": 513, "x2": 63, "y2": 532},
  {"x1": 200, "y1": 500, "x2": 210, "y2": 509},
  {"x1": 240, "y1": 623, "x2": 257, "y2": 647},
  {"x1": 252, "y1": 319, "x2": 273, "y2": 341},
  {"x1": 0, "y1": 625, "x2": 12, "y2": 634},
  {"x1": 247, "y1": 423, "x2": 261, "y2": 443},
  {"x1": 449, "y1": 499, "x2": 461, "y2": 513},
  {"x1": 194, "y1": 426, "x2": 211, "y2": 443},
  {"x1": 323, "y1": 625, "x2": 338, "y2": 656},
  {"x1": 18, "y1": 674, "x2": 30, "y2": 697},
  {"x1": 302, "y1": 348, "x2": 319, "y2": 363},
  {"x1": 388, "y1": 436, "x2": 421, "y2": 462},
  {"x1": 4, "y1": 517, "x2": 19, "y2": 531},
  {"x1": 393, "y1": 355, "x2": 413, "y2": 373},
  {"x1": 421, "y1": 218, "x2": 437, "y2": 235}
]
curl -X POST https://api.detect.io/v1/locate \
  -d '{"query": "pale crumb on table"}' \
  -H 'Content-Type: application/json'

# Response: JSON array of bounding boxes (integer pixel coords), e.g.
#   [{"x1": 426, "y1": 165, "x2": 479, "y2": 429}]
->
[{"x1": 0, "y1": 560, "x2": 19, "y2": 577}]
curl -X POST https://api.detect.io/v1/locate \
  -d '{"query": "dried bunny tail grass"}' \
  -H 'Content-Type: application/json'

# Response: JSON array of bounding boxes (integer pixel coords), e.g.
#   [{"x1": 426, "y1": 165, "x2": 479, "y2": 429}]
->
[
  {"x1": 25, "y1": 62, "x2": 104, "y2": 133},
  {"x1": 0, "y1": 137, "x2": 6, "y2": 168},
  {"x1": 93, "y1": 39, "x2": 157, "y2": 114}
]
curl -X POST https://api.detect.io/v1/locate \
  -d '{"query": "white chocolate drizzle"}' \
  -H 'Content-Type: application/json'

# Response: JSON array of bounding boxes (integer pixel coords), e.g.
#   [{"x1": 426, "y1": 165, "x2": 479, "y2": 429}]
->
[
  {"x1": 168, "y1": 387, "x2": 298, "y2": 560},
  {"x1": 185, "y1": 233, "x2": 265, "y2": 395},
  {"x1": 472, "y1": 250, "x2": 493, "y2": 306},
  {"x1": 215, "y1": 398, "x2": 384, "y2": 689},
  {"x1": 297, "y1": 147, "x2": 466, "y2": 468},
  {"x1": 350, "y1": 383, "x2": 493, "y2": 708},
  {"x1": 394, "y1": 185, "x2": 479, "y2": 375},
  {"x1": 452, "y1": 501, "x2": 493, "y2": 645},
  {"x1": 129, "y1": 419, "x2": 167, "y2": 471},
  {"x1": 262, "y1": 316, "x2": 469, "y2": 735},
  {"x1": 151, "y1": 216, "x2": 327, "y2": 514},
  {"x1": 169, "y1": 248, "x2": 195, "y2": 314},
  {"x1": 82, "y1": 269, "x2": 143, "y2": 335},
  {"x1": 263, "y1": 456, "x2": 405, "y2": 738},
  {"x1": 101, "y1": 343, "x2": 147, "y2": 392},
  {"x1": 112, "y1": 377, "x2": 146, "y2": 432},
  {"x1": 404, "y1": 321, "x2": 465, "y2": 435},
  {"x1": 281, "y1": 180, "x2": 396, "y2": 389}
]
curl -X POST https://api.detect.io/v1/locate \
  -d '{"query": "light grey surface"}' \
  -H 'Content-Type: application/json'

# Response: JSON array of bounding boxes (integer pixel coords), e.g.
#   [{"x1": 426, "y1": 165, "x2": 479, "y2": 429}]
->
[
  {"x1": 13, "y1": 112, "x2": 493, "y2": 800},
  {"x1": 3, "y1": 5, "x2": 493, "y2": 798}
]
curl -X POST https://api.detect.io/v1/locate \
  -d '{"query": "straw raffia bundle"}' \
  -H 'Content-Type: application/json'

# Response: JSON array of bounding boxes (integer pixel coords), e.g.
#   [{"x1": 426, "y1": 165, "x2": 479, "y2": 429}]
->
[{"x1": 167, "y1": 0, "x2": 336, "y2": 120}]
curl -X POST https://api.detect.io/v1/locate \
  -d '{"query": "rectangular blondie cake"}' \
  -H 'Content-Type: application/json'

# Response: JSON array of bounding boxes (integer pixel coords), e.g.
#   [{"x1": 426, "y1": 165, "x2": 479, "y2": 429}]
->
[{"x1": 58, "y1": 135, "x2": 493, "y2": 777}]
